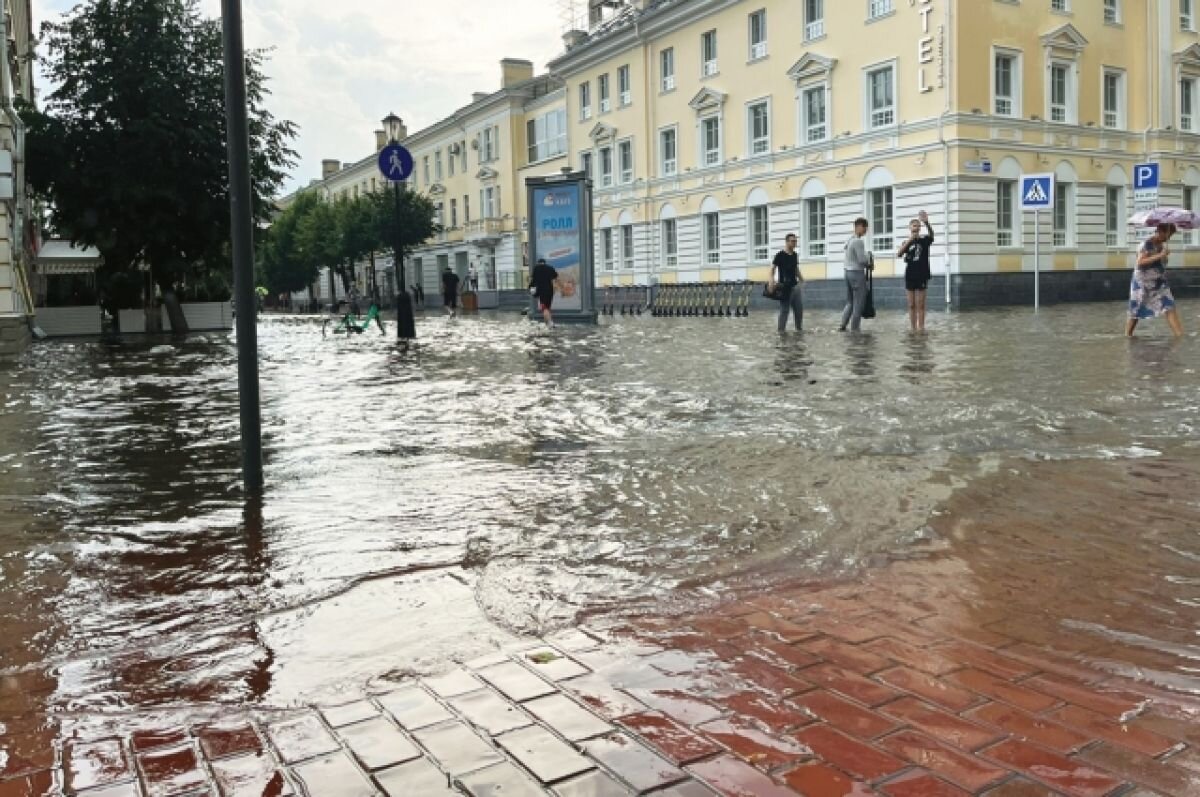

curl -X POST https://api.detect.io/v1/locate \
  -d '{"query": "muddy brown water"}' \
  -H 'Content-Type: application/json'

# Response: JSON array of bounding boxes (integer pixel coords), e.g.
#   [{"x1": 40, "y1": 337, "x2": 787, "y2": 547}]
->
[{"x1": 1, "y1": 305, "x2": 1198, "y2": 775}]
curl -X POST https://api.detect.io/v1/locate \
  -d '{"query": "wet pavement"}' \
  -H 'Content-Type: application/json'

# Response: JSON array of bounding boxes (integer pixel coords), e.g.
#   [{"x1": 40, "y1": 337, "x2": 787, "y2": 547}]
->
[{"x1": 2, "y1": 306, "x2": 1200, "y2": 794}]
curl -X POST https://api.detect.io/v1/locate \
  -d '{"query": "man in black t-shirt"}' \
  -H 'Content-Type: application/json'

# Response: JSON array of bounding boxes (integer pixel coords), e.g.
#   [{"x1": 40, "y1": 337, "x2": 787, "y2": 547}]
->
[
  {"x1": 529, "y1": 258, "x2": 559, "y2": 328},
  {"x1": 768, "y1": 233, "x2": 803, "y2": 332},
  {"x1": 441, "y1": 266, "x2": 461, "y2": 317}
]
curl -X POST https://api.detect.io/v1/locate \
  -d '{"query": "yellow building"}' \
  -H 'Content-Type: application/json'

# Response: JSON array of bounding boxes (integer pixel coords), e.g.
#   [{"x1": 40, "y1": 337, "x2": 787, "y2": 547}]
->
[
  {"x1": 285, "y1": 60, "x2": 568, "y2": 306},
  {"x1": 548, "y1": 0, "x2": 1200, "y2": 303},
  {"x1": 0, "y1": 0, "x2": 35, "y2": 361}
]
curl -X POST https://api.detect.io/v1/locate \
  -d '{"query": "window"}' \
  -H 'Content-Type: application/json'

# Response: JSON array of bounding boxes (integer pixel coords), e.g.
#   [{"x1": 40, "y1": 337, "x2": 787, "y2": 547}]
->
[
  {"x1": 449, "y1": 148, "x2": 456, "y2": 177},
  {"x1": 805, "y1": 198, "x2": 826, "y2": 257},
  {"x1": 1103, "y1": 0, "x2": 1120, "y2": 24},
  {"x1": 1051, "y1": 0, "x2": 1068, "y2": 11},
  {"x1": 703, "y1": 212, "x2": 721, "y2": 264},
  {"x1": 480, "y1": 186, "x2": 499, "y2": 218},
  {"x1": 661, "y1": 48, "x2": 675, "y2": 92},
  {"x1": 464, "y1": 194, "x2": 470, "y2": 222},
  {"x1": 749, "y1": 206, "x2": 769, "y2": 261},
  {"x1": 701, "y1": 30, "x2": 718, "y2": 76},
  {"x1": 1048, "y1": 62, "x2": 1073, "y2": 123},
  {"x1": 435, "y1": 150, "x2": 443, "y2": 181},
  {"x1": 868, "y1": 0, "x2": 893, "y2": 20},
  {"x1": 1053, "y1": 183, "x2": 1072, "y2": 247},
  {"x1": 450, "y1": 198, "x2": 458, "y2": 228},
  {"x1": 994, "y1": 51, "x2": 1018, "y2": 117},
  {"x1": 996, "y1": 181, "x2": 1015, "y2": 247},
  {"x1": 748, "y1": 100, "x2": 770, "y2": 156},
  {"x1": 701, "y1": 116, "x2": 722, "y2": 166},
  {"x1": 803, "y1": 85, "x2": 827, "y2": 142},
  {"x1": 1185, "y1": 0, "x2": 1195, "y2": 31},
  {"x1": 659, "y1": 127, "x2": 677, "y2": 176},
  {"x1": 601, "y1": 228, "x2": 614, "y2": 270},
  {"x1": 618, "y1": 139, "x2": 633, "y2": 184},
  {"x1": 482, "y1": 126, "x2": 498, "y2": 162},
  {"x1": 1106, "y1": 186, "x2": 1124, "y2": 246},
  {"x1": 599, "y1": 73, "x2": 611, "y2": 113},
  {"x1": 662, "y1": 219, "x2": 678, "y2": 268},
  {"x1": 748, "y1": 10, "x2": 767, "y2": 60},
  {"x1": 621, "y1": 225, "x2": 634, "y2": 269},
  {"x1": 423, "y1": 156, "x2": 430, "y2": 184},
  {"x1": 581, "y1": 152, "x2": 593, "y2": 181},
  {"x1": 868, "y1": 187, "x2": 894, "y2": 250},
  {"x1": 866, "y1": 64, "x2": 896, "y2": 128},
  {"x1": 1185, "y1": 187, "x2": 1197, "y2": 244},
  {"x1": 599, "y1": 146, "x2": 613, "y2": 188},
  {"x1": 1103, "y1": 69, "x2": 1124, "y2": 129},
  {"x1": 805, "y1": 0, "x2": 825, "y2": 41},
  {"x1": 580, "y1": 81, "x2": 592, "y2": 120},
  {"x1": 527, "y1": 109, "x2": 568, "y2": 163},
  {"x1": 460, "y1": 142, "x2": 468, "y2": 173},
  {"x1": 618, "y1": 65, "x2": 632, "y2": 106},
  {"x1": 1182, "y1": 77, "x2": 1196, "y2": 131}
]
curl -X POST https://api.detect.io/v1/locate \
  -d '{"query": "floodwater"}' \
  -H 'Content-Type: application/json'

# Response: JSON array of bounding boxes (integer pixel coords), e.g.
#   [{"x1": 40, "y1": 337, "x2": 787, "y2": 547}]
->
[{"x1": 1, "y1": 304, "x2": 1199, "y2": 772}]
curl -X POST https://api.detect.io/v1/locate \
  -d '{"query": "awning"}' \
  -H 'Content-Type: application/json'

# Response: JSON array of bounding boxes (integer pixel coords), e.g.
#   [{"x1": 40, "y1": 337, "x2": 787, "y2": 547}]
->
[{"x1": 36, "y1": 239, "x2": 103, "y2": 275}]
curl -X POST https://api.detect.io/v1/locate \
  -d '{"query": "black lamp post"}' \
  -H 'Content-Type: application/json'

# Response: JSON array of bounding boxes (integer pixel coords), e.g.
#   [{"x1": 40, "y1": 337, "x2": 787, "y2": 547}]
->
[{"x1": 383, "y1": 112, "x2": 417, "y2": 340}]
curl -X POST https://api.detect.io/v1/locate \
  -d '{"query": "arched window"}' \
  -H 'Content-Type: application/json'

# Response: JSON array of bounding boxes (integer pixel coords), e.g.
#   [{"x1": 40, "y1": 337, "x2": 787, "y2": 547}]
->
[
  {"x1": 800, "y1": 178, "x2": 827, "y2": 258},
  {"x1": 700, "y1": 196, "x2": 721, "y2": 266},
  {"x1": 659, "y1": 204, "x2": 678, "y2": 269},
  {"x1": 863, "y1": 167, "x2": 895, "y2": 251},
  {"x1": 1053, "y1": 162, "x2": 1079, "y2": 248},
  {"x1": 995, "y1": 157, "x2": 1022, "y2": 248},
  {"x1": 1106, "y1": 165, "x2": 1128, "y2": 248},
  {"x1": 746, "y1": 187, "x2": 770, "y2": 262}
]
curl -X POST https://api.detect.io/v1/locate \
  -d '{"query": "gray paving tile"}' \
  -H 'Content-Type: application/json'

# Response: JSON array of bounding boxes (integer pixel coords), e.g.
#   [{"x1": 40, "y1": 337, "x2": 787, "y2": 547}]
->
[
  {"x1": 291, "y1": 751, "x2": 375, "y2": 797},
  {"x1": 377, "y1": 684, "x2": 453, "y2": 731},
  {"x1": 581, "y1": 733, "x2": 685, "y2": 793},
  {"x1": 338, "y1": 716, "x2": 422, "y2": 771},
  {"x1": 321, "y1": 700, "x2": 381, "y2": 729},
  {"x1": 449, "y1": 688, "x2": 535, "y2": 736},
  {"x1": 476, "y1": 661, "x2": 557, "y2": 703},
  {"x1": 495, "y1": 725, "x2": 594, "y2": 784},
  {"x1": 552, "y1": 769, "x2": 634, "y2": 796},
  {"x1": 523, "y1": 695, "x2": 612, "y2": 742},
  {"x1": 423, "y1": 668, "x2": 485, "y2": 699},
  {"x1": 265, "y1": 715, "x2": 340, "y2": 764},
  {"x1": 413, "y1": 721, "x2": 503, "y2": 776},
  {"x1": 456, "y1": 761, "x2": 546, "y2": 796},
  {"x1": 520, "y1": 647, "x2": 591, "y2": 682},
  {"x1": 374, "y1": 756, "x2": 458, "y2": 796},
  {"x1": 210, "y1": 752, "x2": 294, "y2": 797}
]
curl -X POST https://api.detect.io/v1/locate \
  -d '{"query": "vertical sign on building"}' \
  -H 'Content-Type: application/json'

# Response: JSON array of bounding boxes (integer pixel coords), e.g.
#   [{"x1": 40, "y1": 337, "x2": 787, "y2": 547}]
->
[
  {"x1": 526, "y1": 172, "x2": 597, "y2": 322},
  {"x1": 1133, "y1": 163, "x2": 1159, "y2": 212},
  {"x1": 913, "y1": 0, "x2": 942, "y2": 93}
]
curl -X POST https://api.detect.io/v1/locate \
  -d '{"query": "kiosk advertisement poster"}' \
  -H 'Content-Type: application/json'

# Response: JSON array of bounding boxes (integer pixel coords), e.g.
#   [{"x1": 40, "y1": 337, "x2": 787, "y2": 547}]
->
[{"x1": 527, "y1": 174, "x2": 595, "y2": 319}]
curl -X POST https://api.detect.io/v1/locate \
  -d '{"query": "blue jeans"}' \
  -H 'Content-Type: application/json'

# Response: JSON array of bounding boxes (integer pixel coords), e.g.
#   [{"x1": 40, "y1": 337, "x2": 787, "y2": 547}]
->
[
  {"x1": 777, "y1": 285, "x2": 803, "y2": 331},
  {"x1": 840, "y1": 271, "x2": 868, "y2": 331}
]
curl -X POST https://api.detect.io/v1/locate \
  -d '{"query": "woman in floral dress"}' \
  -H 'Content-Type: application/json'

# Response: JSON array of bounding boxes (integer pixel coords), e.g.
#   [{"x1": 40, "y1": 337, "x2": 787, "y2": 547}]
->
[{"x1": 1127, "y1": 223, "x2": 1185, "y2": 337}]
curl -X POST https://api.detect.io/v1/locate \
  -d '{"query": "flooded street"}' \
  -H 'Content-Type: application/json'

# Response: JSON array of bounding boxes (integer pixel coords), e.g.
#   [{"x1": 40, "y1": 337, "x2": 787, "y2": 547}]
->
[{"x1": 2, "y1": 304, "x2": 1199, "y2": 787}]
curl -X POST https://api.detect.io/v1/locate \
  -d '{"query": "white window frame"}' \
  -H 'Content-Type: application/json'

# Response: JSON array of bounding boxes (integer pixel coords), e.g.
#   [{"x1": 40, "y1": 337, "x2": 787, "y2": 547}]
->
[
  {"x1": 449, "y1": 198, "x2": 458, "y2": 228},
  {"x1": 1051, "y1": 0, "x2": 1069, "y2": 12},
  {"x1": 423, "y1": 156, "x2": 430, "y2": 184},
  {"x1": 701, "y1": 30, "x2": 718, "y2": 77},
  {"x1": 996, "y1": 180, "x2": 1016, "y2": 247},
  {"x1": 598, "y1": 73, "x2": 611, "y2": 113},
  {"x1": 1106, "y1": 185, "x2": 1125, "y2": 247},
  {"x1": 868, "y1": 0, "x2": 894, "y2": 21},
  {"x1": 804, "y1": 0, "x2": 825, "y2": 41},
  {"x1": 580, "y1": 81, "x2": 592, "y2": 121},
  {"x1": 580, "y1": 151, "x2": 593, "y2": 181},
  {"x1": 1053, "y1": 182, "x2": 1074, "y2": 247},
  {"x1": 749, "y1": 205, "x2": 770, "y2": 262},
  {"x1": 1047, "y1": 60, "x2": 1076, "y2": 124},
  {"x1": 867, "y1": 186, "x2": 894, "y2": 251},
  {"x1": 1102, "y1": 68, "x2": 1125, "y2": 130},
  {"x1": 805, "y1": 197, "x2": 826, "y2": 257},
  {"x1": 618, "y1": 65, "x2": 632, "y2": 106},
  {"x1": 599, "y1": 146, "x2": 614, "y2": 188},
  {"x1": 801, "y1": 84, "x2": 829, "y2": 143},
  {"x1": 661, "y1": 48, "x2": 676, "y2": 92},
  {"x1": 601, "y1": 228, "x2": 615, "y2": 270},
  {"x1": 1184, "y1": 186, "x2": 1198, "y2": 244},
  {"x1": 748, "y1": 9, "x2": 767, "y2": 61},
  {"x1": 1184, "y1": 0, "x2": 1196, "y2": 32},
  {"x1": 434, "y1": 150, "x2": 443, "y2": 181},
  {"x1": 617, "y1": 138, "x2": 634, "y2": 184},
  {"x1": 864, "y1": 62, "x2": 897, "y2": 130},
  {"x1": 746, "y1": 98, "x2": 771, "y2": 157},
  {"x1": 700, "y1": 115, "x2": 722, "y2": 167},
  {"x1": 659, "y1": 125, "x2": 678, "y2": 177},
  {"x1": 992, "y1": 48, "x2": 1021, "y2": 118},
  {"x1": 702, "y1": 212, "x2": 721, "y2": 265},
  {"x1": 662, "y1": 218, "x2": 678, "y2": 268},
  {"x1": 621, "y1": 225, "x2": 634, "y2": 269},
  {"x1": 1103, "y1": 0, "x2": 1121, "y2": 25},
  {"x1": 1182, "y1": 77, "x2": 1197, "y2": 132}
]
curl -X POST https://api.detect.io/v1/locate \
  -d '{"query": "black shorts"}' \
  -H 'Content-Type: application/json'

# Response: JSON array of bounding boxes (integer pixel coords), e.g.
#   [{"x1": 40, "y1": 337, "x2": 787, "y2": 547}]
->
[
  {"x1": 905, "y1": 268, "x2": 929, "y2": 292},
  {"x1": 536, "y1": 292, "x2": 553, "y2": 311},
  {"x1": 443, "y1": 292, "x2": 457, "y2": 308}
]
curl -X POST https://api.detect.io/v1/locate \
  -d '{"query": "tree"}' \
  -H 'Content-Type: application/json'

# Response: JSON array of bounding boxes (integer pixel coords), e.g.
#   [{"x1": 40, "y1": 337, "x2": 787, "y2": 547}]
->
[
  {"x1": 21, "y1": 0, "x2": 296, "y2": 332},
  {"x1": 368, "y1": 187, "x2": 440, "y2": 291},
  {"x1": 259, "y1": 192, "x2": 322, "y2": 296}
]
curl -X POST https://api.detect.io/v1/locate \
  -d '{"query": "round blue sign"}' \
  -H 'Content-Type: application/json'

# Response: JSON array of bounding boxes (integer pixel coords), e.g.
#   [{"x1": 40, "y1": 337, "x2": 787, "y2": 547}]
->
[{"x1": 378, "y1": 144, "x2": 414, "y2": 182}]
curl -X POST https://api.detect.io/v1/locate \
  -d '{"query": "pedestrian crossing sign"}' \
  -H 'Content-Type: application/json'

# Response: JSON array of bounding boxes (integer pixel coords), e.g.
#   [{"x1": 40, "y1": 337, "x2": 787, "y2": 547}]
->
[{"x1": 1019, "y1": 173, "x2": 1055, "y2": 211}]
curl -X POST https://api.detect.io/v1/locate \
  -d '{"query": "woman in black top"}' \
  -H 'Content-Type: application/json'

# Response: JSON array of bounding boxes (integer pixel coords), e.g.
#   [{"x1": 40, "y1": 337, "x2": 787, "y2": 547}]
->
[{"x1": 897, "y1": 210, "x2": 934, "y2": 332}]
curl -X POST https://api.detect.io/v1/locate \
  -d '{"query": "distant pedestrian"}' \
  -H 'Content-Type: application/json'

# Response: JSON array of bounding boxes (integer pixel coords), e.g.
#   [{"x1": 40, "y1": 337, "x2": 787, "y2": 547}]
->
[
  {"x1": 897, "y1": 210, "x2": 934, "y2": 332},
  {"x1": 467, "y1": 262, "x2": 479, "y2": 292},
  {"x1": 840, "y1": 218, "x2": 872, "y2": 332},
  {"x1": 529, "y1": 257, "x2": 559, "y2": 328},
  {"x1": 441, "y1": 265, "x2": 461, "y2": 317},
  {"x1": 1127, "y1": 222, "x2": 1184, "y2": 337},
  {"x1": 768, "y1": 233, "x2": 803, "y2": 331}
]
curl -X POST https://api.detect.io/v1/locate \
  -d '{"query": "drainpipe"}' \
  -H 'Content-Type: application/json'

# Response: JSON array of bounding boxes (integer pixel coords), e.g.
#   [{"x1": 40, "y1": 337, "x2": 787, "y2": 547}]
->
[
  {"x1": 0, "y1": 8, "x2": 28, "y2": 317},
  {"x1": 938, "y1": 0, "x2": 953, "y2": 306}
]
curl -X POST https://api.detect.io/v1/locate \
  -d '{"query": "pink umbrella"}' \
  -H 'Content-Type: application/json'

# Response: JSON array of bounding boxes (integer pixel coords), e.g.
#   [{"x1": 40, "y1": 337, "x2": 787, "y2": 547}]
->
[{"x1": 1128, "y1": 207, "x2": 1200, "y2": 229}]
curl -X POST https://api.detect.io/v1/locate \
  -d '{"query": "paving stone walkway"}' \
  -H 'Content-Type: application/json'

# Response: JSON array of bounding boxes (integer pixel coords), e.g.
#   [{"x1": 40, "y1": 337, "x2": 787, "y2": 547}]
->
[{"x1": 5, "y1": 545, "x2": 1200, "y2": 797}]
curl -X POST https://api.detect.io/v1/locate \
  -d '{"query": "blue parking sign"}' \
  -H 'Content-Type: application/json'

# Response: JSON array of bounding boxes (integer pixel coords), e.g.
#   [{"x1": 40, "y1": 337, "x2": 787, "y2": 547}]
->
[
  {"x1": 1019, "y1": 173, "x2": 1054, "y2": 211},
  {"x1": 1134, "y1": 163, "x2": 1159, "y2": 190}
]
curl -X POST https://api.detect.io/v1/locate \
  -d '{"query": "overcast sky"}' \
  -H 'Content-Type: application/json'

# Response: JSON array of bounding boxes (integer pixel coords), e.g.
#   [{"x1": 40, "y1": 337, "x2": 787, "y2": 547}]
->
[{"x1": 30, "y1": 0, "x2": 566, "y2": 194}]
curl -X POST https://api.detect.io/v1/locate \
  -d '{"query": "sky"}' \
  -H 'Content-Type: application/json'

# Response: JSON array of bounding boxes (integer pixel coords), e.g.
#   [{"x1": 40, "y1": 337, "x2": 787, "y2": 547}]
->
[{"x1": 30, "y1": 0, "x2": 567, "y2": 194}]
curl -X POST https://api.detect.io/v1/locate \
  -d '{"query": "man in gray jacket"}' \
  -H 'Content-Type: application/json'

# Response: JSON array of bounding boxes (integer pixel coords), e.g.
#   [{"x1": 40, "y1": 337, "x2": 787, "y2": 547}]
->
[{"x1": 840, "y1": 217, "x2": 872, "y2": 331}]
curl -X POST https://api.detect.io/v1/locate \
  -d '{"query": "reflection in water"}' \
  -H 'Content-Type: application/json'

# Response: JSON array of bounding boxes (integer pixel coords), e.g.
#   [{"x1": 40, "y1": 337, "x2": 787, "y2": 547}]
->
[{"x1": 0, "y1": 306, "x2": 1198, "y2": 768}]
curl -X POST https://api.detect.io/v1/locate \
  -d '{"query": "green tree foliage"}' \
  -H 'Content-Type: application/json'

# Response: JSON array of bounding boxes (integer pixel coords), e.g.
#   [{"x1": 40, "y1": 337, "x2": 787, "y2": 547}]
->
[
  {"x1": 368, "y1": 187, "x2": 440, "y2": 271},
  {"x1": 21, "y1": 0, "x2": 296, "y2": 328},
  {"x1": 259, "y1": 192, "x2": 322, "y2": 295}
]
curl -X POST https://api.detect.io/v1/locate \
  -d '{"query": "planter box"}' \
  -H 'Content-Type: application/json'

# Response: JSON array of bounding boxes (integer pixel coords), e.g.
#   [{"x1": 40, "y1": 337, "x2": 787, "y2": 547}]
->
[
  {"x1": 35, "y1": 306, "x2": 101, "y2": 337},
  {"x1": 163, "y1": 301, "x2": 234, "y2": 332},
  {"x1": 118, "y1": 308, "x2": 147, "y2": 333}
]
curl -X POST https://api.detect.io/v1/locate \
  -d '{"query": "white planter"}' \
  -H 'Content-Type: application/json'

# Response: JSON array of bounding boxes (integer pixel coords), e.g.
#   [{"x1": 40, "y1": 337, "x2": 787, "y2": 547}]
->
[
  {"x1": 34, "y1": 306, "x2": 102, "y2": 337},
  {"x1": 118, "y1": 308, "x2": 147, "y2": 333},
  {"x1": 163, "y1": 301, "x2": 234, "y2": 331}
]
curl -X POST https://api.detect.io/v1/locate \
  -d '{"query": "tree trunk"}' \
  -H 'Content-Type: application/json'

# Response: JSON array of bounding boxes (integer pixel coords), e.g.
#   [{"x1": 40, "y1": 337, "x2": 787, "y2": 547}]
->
[
  {"x1": 161, "y1": 290, "x2": 188, "y2": 334},
  {"x1": 144, "y1": 271, "x2": 163, "y2": 333}
]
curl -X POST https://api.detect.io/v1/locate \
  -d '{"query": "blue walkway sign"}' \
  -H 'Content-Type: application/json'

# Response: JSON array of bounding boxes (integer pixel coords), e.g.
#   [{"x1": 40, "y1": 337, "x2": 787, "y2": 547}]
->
[
  {"x1": 378, "y1": 144, "x2": 414, "y2": 182},
  {"x1": 1019, "y1": 173, "x2": 1054, "y2": 211}
]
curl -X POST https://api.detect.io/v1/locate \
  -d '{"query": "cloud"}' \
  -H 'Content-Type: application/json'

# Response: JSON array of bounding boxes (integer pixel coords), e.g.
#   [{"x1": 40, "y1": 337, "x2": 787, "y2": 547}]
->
[{"x1": 30, "y1": 0, "x2": 565, "y2": 193}]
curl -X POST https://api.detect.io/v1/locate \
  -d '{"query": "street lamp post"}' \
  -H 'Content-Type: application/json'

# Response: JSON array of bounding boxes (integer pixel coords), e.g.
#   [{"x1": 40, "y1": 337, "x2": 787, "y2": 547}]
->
[{"x1": 383, "y1": 113, "x2": 417, "y2": 340}]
